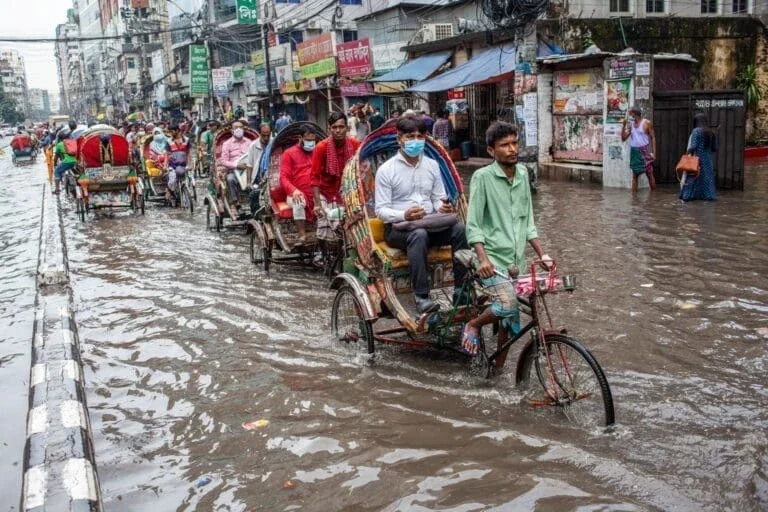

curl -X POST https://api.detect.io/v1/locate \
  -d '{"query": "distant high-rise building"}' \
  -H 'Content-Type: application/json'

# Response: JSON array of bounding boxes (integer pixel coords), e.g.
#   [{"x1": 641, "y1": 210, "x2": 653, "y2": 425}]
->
[
  {"x1": 28, "y1": 89, "x2": 51, "y2": 118},
  {"x1": 0, "y1": 49, "x2": 28, "y2": 115},
  {"x1": 55, "y1": 9, "x2": 82, "y2": 115}
]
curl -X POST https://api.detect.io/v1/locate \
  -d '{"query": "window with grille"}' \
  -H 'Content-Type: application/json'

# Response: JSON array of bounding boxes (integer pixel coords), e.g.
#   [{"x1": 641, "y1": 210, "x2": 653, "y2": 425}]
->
[
  {"x1": 646, "y1": 0, "x2": 664, "y2": 12},
  {"x1": 701, "y1": 0, "x2": 717, "y2": 13},
  {"x1": 609, "y1": 0, "x2": 630, "y2": 12},
  {"x1": 732, "y1": 0, "x2": 747, "y2": 12}
]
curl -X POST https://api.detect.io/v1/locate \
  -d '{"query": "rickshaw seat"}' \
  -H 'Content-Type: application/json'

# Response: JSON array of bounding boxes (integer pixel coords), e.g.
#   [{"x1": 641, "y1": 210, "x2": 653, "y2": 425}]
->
[
  {"x1": 270, "y1": 187, "x2": 293, "y2": 219},
  {"x1": 367, "y1": 218, "x2": 453, "y2": 269}
]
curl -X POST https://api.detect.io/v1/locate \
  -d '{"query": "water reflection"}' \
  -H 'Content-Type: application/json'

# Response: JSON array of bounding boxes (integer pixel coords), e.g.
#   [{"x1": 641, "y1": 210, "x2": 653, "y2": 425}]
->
[{"x1": 59, "y1": 162, "x2": 768, "y2": 510}]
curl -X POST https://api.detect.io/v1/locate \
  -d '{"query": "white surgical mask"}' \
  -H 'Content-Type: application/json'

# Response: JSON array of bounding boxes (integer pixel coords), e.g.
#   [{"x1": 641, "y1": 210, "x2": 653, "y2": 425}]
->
[
  {"x1": 233, "y1": 128, "x2": 244, "y2": 138},
  {"x1": 302, "y1": 140, "x2": 316, "y2": 152}
]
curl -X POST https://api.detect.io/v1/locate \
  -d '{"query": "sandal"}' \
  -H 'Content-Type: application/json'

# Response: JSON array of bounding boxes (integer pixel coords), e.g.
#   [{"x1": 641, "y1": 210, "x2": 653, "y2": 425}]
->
[{"x1": 461, "y1": 324, "x2": 480, "y2": 356}]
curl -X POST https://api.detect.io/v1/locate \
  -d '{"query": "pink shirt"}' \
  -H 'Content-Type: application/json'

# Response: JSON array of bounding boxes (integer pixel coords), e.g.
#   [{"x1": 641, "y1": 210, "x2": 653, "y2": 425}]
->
[{"x1": 220, "y1": 136, "x2": 252, "y2": 170}]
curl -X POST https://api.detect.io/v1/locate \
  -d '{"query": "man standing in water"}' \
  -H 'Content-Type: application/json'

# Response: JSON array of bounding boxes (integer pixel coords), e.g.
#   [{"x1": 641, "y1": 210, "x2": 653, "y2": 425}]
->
[
  {"x1": 462, "y1": 122, "x2": 551, "y2": 355},
  {"x1": 621, "y1": 106, "x2": 656, "y2": 194}
]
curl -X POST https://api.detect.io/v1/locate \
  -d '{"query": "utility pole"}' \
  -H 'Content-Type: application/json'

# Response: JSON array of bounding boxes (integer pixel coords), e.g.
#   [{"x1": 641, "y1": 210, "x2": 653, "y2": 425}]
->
[
  {"x1": 263, "y1": 22, "x2": 273, "y2": 119},
  {"x1": 205, "y1": 38, "x2": 214, "y2": 119}
]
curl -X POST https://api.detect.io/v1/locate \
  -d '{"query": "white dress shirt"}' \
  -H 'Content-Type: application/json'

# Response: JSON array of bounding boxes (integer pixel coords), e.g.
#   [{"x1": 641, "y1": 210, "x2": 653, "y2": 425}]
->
[{"x1": 375, "y1": 151, "x2": 447, "y2": 223}]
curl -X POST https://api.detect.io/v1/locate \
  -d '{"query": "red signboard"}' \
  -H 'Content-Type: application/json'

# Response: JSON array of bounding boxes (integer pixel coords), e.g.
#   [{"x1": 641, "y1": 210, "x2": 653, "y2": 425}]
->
[
  {"x1": 131, "y1": 0, "x2": 150, "y2": 8},
  {"x1": 339, "y1": 81, "x2": 373, "y2": 97},
  {"x1": 447, "y1": 89, "x2": 465, "y2": 100},
  {"x1": 336, "y1": 38, "x2": 372, "y2": 78},
  {"x1": 297, "y1": 34, "x2": 335, "y2": 67}
]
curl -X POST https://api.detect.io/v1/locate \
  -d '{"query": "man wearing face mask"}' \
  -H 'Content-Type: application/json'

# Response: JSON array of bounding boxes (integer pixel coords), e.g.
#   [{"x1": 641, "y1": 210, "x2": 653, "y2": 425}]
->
[
  {"x1": 375, "y1": 116, "x2": 469, "y2": 314},
  {"x1": 311, "y1": 112, "x2": 360, "y2": 241},
  {"x1": 218, "y1": 121, "x2": 252, "y2": 218},
  {"x1": 279, "y1": 125, "x2": 317, "y2": 245},
  {"x1": 245, "y1": 124, "x2": 273, "y2": 213}
]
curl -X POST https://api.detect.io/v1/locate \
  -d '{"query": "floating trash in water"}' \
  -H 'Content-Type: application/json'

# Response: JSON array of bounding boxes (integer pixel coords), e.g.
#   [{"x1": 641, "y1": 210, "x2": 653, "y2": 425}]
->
[
  {"x1": 675, "y1": 300, "x2": 698, "y2": 310},
  {"x1": 196, "y1": 475, "x2": 212, "y2": 487},
  {"x1": 641, "y1": 283, "x2": 654, "y2": 288},
  {"x1": 243, "y1": 419, "x2": 270, "y2": 430},
  {"x1": 283, "y1": 480, "x2": 295, "y2": 489},
  {"x1": 756, "y1": 327, "x2": 768, "y2": 338}
]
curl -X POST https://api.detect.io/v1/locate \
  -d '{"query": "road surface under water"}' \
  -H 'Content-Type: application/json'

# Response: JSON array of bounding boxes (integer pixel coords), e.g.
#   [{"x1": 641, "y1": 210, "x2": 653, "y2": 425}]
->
[
  {"x1": 4, "y1": 150, "x2": 767, "y2": 510},
  {"x1": 0, "y1": 142, "x2": 44, "y2": 511}
]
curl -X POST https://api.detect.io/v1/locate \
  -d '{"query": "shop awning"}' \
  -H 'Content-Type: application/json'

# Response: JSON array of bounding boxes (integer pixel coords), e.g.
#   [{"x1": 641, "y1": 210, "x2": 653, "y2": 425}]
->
[
  {"x1": 368, "y1": 50, "x2": 452, "y2": 82},
  {"x1": 407, "y1": 43, "x2": 517, "y2": 92}
]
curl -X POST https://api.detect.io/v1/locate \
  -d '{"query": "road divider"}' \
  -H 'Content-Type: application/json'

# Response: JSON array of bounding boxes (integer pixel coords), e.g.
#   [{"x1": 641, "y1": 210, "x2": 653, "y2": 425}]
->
[{"x1": 22, "y1": 185, "x2": 102, "y2": 511}]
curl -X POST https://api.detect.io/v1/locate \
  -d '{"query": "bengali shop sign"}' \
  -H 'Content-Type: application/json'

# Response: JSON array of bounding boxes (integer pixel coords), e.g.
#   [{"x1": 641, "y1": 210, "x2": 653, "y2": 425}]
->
[
  {"x1": 336, "y1": 38, "x2": 372, "y2": 78},
  {"x1": 189, "y1": 44, "x2": 209, "y2": 97},
  {"x1": 299, "y1": 57, "x2": 336, "y2": 79},
  {"x1": 236, "y1": 0, "x2": 259, "y2": 24},
  {"x1": 297, "y1": 33, "x2": 335, "y2": 66},
  {"x1": 371, "y1": 42, "x2": 406, "y2": 73},
  {"x1": 250, "y1": 50, "x2": 265, "y2": 68},
  {"x1": 340, "y1": 81, "x2": 373, "y2": 97},
  {"x1": 212, "y1": 68, "x2": 232, "y2": 97}
]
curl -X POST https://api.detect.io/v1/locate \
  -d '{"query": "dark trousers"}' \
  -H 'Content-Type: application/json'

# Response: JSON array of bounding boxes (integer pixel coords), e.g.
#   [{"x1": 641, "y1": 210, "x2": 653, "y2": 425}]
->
[{"x1": 384, "y1": 223, "x2": 468, "y2": 297}]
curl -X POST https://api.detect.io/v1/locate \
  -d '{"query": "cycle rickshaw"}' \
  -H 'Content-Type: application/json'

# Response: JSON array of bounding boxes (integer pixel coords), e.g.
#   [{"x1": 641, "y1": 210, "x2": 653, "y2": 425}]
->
[
  {"x1": 246, "y1": 122, "x2": 343, "y2": 276},
  {"x1": 74, "y1": 126, "x2": 144, "y2": 221},
  {"x1": 329, "y1": 121, "x2": 615, "y2": 427},
  {"x1": 203, "y1": 124, "x2": 258, "y2": 231},
  {"x1": 140, "y1": 133, "x2": 196, "y2": 213}
]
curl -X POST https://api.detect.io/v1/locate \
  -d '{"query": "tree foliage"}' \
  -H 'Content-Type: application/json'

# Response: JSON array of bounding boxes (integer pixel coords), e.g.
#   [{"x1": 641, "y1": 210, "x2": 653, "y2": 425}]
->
[
  {"x1": 736, "y1": 64, "x2": 764, "y2": 112},
  {"x1": 0, "y1": 88, "x2": 24, "y2": 124}
]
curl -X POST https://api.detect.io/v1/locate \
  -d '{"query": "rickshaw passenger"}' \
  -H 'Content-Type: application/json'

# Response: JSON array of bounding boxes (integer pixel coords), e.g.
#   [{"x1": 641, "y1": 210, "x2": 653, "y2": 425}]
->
[
  {"x1": 279, "y1": 125, "x2": 317, "y2": 244},
  {"x1": 11, "y1": 127, "x2": 32, "y2": 156},
  {"x1": 52, "y1": 130, "x2": 77, "y2": 194},
  {"x1": 461, "y1": 122, "x2": 552, "y2": 355},
  {"x1": 147, "y1": 127, "x2": 169, "y2": 178},
  {"x1": 374, "y1": 116, "x2": 469, "y2": 314},
  {"x1": 167, "y1": 124, "x2": 190, "y2": 195},
  {"x1": 311, "y1": 112, "x2": 360, "y2": 241},
  {"x1": 218, "y1": 121, "x2": 251, "y2": 214}
]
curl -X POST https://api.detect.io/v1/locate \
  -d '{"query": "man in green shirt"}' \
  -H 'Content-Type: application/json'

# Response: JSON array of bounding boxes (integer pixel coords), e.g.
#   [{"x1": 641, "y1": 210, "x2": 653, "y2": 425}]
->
[
  {"x1": 53, "y1": 130, "x2": 77, "y2": 194},
  {"x1": 200, "y1": 120, "x2": 220, "y2": 175},
  {"x1": 462, "y1": 122, "x2": 551, "y2": 355}
]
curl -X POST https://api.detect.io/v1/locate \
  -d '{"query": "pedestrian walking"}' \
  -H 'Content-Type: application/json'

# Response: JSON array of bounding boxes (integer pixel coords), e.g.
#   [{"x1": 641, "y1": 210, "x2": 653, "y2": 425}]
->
[
  {"x1": 680, "y1": 113, "x2": 717, "y2": 202},
  {"x1": 621, "y1": 106, "x2": 656, "y2": 193},
  {"x1": 432, "y1": 109, "x2": 453, "y2": 149}
]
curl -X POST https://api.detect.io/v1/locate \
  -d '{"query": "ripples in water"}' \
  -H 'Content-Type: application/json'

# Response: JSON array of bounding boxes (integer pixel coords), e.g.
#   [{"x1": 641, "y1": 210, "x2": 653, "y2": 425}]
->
[{"x1": 62, "y1": 164, "x2": 768, "y2": 511}]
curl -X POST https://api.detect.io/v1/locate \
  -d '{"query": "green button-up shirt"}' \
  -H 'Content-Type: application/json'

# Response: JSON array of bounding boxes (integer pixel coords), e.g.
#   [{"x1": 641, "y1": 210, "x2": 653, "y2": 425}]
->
[{"x1": 466, "y1": 161, "x2": 538, "y2": 270}]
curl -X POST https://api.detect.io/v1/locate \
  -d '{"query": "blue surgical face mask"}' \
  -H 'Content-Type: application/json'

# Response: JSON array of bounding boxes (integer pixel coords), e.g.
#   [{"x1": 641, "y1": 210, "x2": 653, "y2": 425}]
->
[
  {"x1": 233, "y1": 128, "x2": 244, "y2": 138},
  {"x1": 302, "y1": 140, "x2": 316, "y2": 152},
  {"x1": 402, "y1": 139, "x2": 425, "y2": 158}
]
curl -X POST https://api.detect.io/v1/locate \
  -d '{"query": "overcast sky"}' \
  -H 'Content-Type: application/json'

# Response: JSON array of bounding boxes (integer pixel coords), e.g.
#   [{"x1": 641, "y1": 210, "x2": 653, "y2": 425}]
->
[{"x1": 0, "y1": 0, "x2": 72, "y2": 95}]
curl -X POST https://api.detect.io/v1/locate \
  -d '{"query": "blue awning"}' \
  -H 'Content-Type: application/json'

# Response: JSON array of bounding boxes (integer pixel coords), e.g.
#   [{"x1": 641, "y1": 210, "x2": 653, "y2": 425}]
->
[
  {"x1": 369, "y1": 50, "x2": 452, "y2": 82},
  {"x1": 407, "y1": 44, "x2": 517, "y2": 92}
]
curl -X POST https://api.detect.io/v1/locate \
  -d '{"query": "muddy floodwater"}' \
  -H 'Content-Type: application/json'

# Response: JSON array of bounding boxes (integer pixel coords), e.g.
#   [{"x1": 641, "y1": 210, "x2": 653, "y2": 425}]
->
[{"x1": 2, "y1": 151, "x2": 767, "y2": 511}]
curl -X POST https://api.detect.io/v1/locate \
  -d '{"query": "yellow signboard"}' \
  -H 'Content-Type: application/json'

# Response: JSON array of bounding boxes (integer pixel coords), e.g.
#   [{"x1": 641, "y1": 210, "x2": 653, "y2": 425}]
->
[
  {"x1": 373, "y1": 81, "x2": 407, "y2": 94},
  {"x1": 250, "y1": 50, "x2": 265, "y2": 68}
]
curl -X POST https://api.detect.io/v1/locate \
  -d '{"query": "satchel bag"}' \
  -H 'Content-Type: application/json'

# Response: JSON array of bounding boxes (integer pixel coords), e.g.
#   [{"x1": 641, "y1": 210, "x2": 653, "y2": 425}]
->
[
  {"x1": 676, "y1": 154, "x2": 700, "y2": 179},
  {"x1": 392, "y1": 213, "x2": 458, "y2": 232}
]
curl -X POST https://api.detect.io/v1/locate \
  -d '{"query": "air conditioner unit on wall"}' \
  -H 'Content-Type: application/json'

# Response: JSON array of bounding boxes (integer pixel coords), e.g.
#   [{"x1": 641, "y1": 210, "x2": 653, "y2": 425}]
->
[
  {"x1": 307, "y1": 19, "x2": 321, "y2": 29},
  {"x1": 422, "y1": 23, "x2": 454, "y2": 42}
]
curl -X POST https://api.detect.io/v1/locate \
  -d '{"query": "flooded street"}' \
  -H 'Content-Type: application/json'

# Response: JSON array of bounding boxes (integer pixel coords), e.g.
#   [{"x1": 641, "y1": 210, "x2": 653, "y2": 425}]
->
[{"x1": 3, "y1": 152, "x2": 768, "y2": 511}]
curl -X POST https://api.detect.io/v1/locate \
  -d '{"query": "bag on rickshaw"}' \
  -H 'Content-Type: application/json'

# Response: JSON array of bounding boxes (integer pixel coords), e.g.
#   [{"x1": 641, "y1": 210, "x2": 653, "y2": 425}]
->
[{"x1": 64, "y1": 138, "x2": 78, "y2": 156}]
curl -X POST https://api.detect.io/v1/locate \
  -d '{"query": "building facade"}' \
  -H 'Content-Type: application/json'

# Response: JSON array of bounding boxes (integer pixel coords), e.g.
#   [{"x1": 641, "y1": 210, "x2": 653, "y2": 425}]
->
[
  {"x1": 0, "y1": 49, "x2": 29, "y2": 116},
  {"x1": 55, "y1": 10, "x2": 82, "y2": 115}
]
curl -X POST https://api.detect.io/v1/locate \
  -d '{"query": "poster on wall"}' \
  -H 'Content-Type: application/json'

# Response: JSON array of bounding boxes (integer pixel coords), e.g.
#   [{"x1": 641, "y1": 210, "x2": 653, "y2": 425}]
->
[
  {"x1": 552, "y1": 69, "x2": 604, "y2": 115},
  {"x1": 605, "y1": 79, "x2": 632, "y2": 123},
  {"x1": 523, "y1": 93, "x2": 538, "y2": 147}
]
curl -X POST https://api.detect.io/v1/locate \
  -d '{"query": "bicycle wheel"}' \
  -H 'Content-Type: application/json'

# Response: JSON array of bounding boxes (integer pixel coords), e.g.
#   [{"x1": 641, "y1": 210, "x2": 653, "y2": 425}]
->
[
  {"x1": 331, "y1": 286, "x2": 374, "y2": 356},
  {"x1": 180, "y1": 184, "x2": 193, "y2": 215},
  {"x1": 249, "y1": 228, "x2": 270, "y2": 271},
  {"x1": 516, "y1": 333, "x2": 614, "y2": 427}
]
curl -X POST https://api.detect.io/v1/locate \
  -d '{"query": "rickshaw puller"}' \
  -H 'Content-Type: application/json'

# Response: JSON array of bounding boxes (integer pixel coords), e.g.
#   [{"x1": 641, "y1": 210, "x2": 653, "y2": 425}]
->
[{"x1": 462, "y1": 122, "x2": 552, "y2": 355}]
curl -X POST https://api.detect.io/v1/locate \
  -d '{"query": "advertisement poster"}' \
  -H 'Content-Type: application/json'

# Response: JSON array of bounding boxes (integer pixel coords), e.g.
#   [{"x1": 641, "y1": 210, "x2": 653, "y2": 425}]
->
[
  {"x1": 608, "y1": 58, "x2": 634, "y2": 80},
  {"x1": 606, "y1": 79, "x2": 631, "y2": 123},
  {"x1": 340, "y1": 81, "x2": 373, "y2": 97},
  {"x1": 212, "y1": 68, "x2": 231, "y2": 97},
  {"x1": 189, "y1": 45, "x2": 209, "y2": 97},
  {"x1": 336, "y1": 38, "x2": 372, "y2": 78}
]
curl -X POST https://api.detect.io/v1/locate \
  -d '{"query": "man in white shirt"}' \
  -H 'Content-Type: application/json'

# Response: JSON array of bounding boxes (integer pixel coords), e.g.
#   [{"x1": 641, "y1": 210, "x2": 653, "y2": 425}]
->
[
  {"x1": 245, "y1": 123, "x2": 273, "y2": 186},
  {"x1": 375, "y1": 116, "x2": 468, "y2": 314}
]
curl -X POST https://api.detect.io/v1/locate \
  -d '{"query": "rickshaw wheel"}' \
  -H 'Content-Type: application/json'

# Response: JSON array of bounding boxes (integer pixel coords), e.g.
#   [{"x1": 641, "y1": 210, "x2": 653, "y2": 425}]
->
[
  {"x1": 468, "y1": 344, "x2": 492, "y2": 379},
  {"x1": 250, "y1": 229, "x2": 271, "y2": 271},
  {"x1": 206, "y1": 203, "x2": 221, "y2": 231},
  {"x1": 180, "y1": 184, "x2": 193, "y2": 215},
  {"x1": 331, "y1": 286, "x2": 374, "y2": 356}
]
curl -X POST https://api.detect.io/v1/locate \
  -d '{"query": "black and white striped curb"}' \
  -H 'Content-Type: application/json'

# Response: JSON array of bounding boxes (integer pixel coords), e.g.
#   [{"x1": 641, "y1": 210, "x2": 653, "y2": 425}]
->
[{"x1": 22, "y1": 186, "x2": 102, "y2": 511}]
